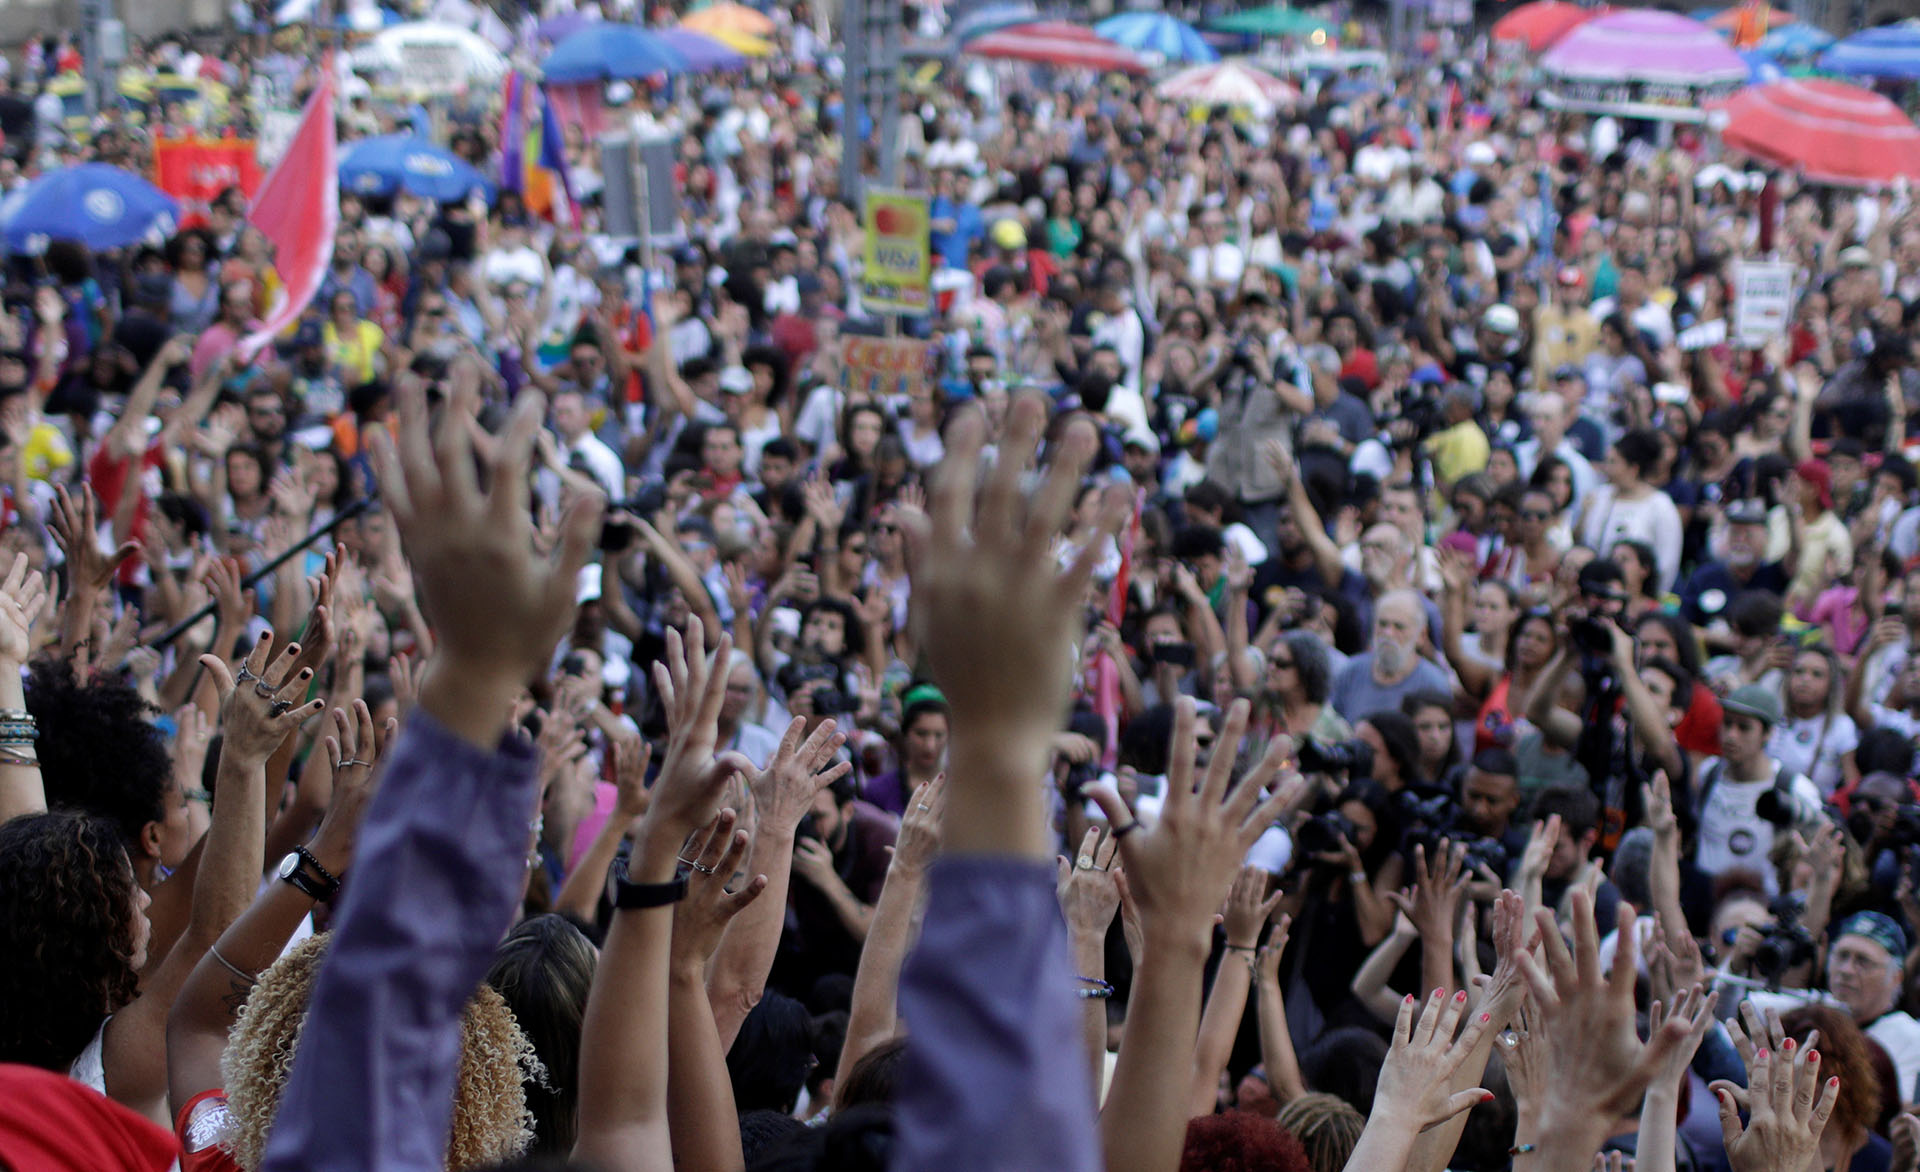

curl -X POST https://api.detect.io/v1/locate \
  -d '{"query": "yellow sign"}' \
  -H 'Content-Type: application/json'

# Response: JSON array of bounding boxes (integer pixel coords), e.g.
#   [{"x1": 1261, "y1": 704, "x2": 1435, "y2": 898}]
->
[
  {"x1": 860, "y1": 189, "x2": 931, "y2": 316},
  {"x1": 841, "y1": 336, "x2": 932, "y2": 399}
]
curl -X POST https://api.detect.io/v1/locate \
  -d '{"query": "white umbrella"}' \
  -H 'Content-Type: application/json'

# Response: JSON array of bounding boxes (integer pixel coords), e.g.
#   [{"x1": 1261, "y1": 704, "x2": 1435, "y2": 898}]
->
[
  {"x1": 355, "y1": 21, "x2": 509, "y2": 91},
  {"x1": 1156, "y1": 61, "x2": 1300, "y2": 110}
]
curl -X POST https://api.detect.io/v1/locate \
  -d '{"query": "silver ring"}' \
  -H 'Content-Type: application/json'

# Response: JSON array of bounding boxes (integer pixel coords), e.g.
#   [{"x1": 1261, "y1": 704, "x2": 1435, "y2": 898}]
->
[
  {"x1": 338, "y1": 758, "x2": 371, "y2": 769},
  {"x1": 1076, "y1": 855, "x2": 1095, "y2": 870},
  {"x1": 269, "y1": 699, "x2": 294, "y2": 717},
  {"x1": 253, "y1": 680, "x2": 278, "y2": 699},
  {"x1": 235, "y1": 665, "x2": 258, "y2": 685},
  {"x1": 915, "y1": 804, "x2": 930, "y2": 812},
  {"x1": 1499, "y1": 1029, "x2": 1519, "y2": 1048},
  {"x1": 691, "y1": 860, "x2": 716, "y2": 875}
]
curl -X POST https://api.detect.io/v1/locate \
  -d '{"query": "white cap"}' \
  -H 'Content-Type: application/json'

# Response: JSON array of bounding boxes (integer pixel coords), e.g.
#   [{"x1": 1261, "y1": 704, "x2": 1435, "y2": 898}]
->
[
  {"x1": 576, "y1": 564, "x2": 603, "y2": 604},
  {"x1": 719, "y1": 365, "x2": 754, "y2": 394}
]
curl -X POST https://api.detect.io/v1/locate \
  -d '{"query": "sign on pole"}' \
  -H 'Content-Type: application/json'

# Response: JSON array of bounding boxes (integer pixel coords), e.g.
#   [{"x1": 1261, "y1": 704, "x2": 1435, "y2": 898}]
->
[
  {"x1": 1733, "y1": 260, "x2": 1797, "y2": 348},
  {"x1": 860, "y1": 189, "x2": 931, "y2": 316}
]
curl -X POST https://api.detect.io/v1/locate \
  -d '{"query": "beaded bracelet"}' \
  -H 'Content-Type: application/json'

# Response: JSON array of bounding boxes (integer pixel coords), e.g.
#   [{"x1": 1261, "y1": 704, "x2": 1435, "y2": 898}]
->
[{"x1": 1076, "y1": 975, "x2": 1115, "y2": 1000}]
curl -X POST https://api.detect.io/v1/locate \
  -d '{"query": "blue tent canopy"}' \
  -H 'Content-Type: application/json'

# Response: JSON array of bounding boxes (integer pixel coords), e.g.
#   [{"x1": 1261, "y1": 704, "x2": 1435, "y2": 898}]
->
[
  {"x1": 1821, "y1": 21, "x2": 1920, "y2": 80},
  {"x1": 543, "y1": 24, "x2": 686, "y2": 82},
  {"x1": 339, "y1": 135, "x2": 496, "y2": 204},
  {"x1": 1094, "y1": 12, "x2": 1219, "y2": 62}
]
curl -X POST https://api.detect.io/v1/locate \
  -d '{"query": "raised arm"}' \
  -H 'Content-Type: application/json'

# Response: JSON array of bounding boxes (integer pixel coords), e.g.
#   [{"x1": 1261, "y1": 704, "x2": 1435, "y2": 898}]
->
[
  {"x1": 705, "y1": 718, "x2": 849, "y2": 1050},
  {"x1": 1607, "y1": 623, "x2": 1684, "y2": 777},
  {"x1": 1252, "y1": 918, "x2": 1307, "y2": 1103},
  {"x1": 1090, "y1": 700, "x2": 1294, "y2": 1172},
  {"x1": 260, "y1": 380, "x2": 602, "y2": 1172},
  {"x1": 1350, "y1": 910, "x2": 1421, "y2": 1024},
  {"x1": 551, "y1": 735, "x2": 652, "y2": 923},
  {"x1": 0, "y1": 552, "x2": 48, "y2": 822},
  {"x1": 637, "y1": 518, "x2": 722, "y2": 635},
  {"x1": 1056, "y1": 826, "x2": 1122, "y2": 1099},
  {"x1": 107, "y1": 627, "x2": 325, "y2": 1123},
  {"x1": 1264, "y1": 439, "x2": 1344, "y2": 590},
  {"x1": 1185, "y1": 868, "x2": 1283, "y2": 1118},
  {"x1": 574, "y1": 619, "x2": 753, "y2": 1172},
  {"x1": 1437, "y1": 551, "x2": 1497, "y2": 697},
  {"x1": 1521, "y1": 643, "x2": 1583, "y2": 750},
  {"x1": 835, "y1": 775, "x2": 944, "y2": 1094}
]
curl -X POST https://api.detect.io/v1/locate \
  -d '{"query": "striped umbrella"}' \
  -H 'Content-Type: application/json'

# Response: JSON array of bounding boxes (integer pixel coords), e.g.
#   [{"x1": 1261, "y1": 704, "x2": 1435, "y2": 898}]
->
[
  {"x1": 1156, "y1": 61, "x2": 1298, "y2": 109},
  {"x1": 1094, "y1": 12, "x2": 1219, "y2": 62},
  {"x1": 1712, "y1": 78, "x2": 1920, "y2": 186},
  {"x1": 964, "y1": 22, "x2": 1151, "y2": 73}
]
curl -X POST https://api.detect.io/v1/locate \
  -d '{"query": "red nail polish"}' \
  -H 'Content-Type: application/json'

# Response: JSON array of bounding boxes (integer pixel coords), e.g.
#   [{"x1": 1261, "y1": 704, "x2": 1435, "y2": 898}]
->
[
  {"x1": 1405, "y1": 994, "x2": 1416, "y2": 1004},
  {"x1": 1480, "y1": 1012, "x2": 1491, "y2": 1023},
  {"x1": 1783, "y1": 1038, "x2": 1795, "y2": 1053},
  {"x1": 1759, "y1": 1048, "x2": 1769, "y2": 1059},
  {"x1": 1829, "y1": 1077, "x2": 1840, "y2": 1088},
  {"x1": 1455, "y1": 990, "x2": 1468, "y2": 1003},
  {"x1": 1808, "y1": 1050, "x2": 1820, "y2": 1062}
]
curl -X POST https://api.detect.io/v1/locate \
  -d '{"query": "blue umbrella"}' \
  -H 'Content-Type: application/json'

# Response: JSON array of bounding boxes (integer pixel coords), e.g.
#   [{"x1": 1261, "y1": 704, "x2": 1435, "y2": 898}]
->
[
  {"x1": 1094, "y1": 12, "x2": 1219, "y2": 62},
  {"x1": 543, "y1": 24, "x2": 686, "y2": 82},
  {"x1": 658, "y1": 29, "x2": 748, "y2": 71},
  {"x1": 1740, "y1": 49, "x2": 1786, "y2": 82},
  {"x1": 952, "y1": 1, "x2": 1038, "y2": 42},
  {"x1": 0, "y1": 164, "x2": 177, "y2": 253},
  {"x1": 1755, "y1": 22, "x2": 1834, "y2": 57},
  {"x1": 537, "y1": 10, "x2": 594, "y2": 41},
  {"x1": 339, "y1": 135, "x2": 495, "y2": 204},
  {"x1": 1821, "y1": 21, "x2": 1920, "y2": 80}
]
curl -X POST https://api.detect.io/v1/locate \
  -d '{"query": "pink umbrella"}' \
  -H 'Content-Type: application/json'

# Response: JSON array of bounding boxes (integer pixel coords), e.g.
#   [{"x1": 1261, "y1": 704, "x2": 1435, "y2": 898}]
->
[
  {"x1": 965, "y1": 21, "x2": 1151, "y2": 73},
  {"x1": 1156, "y1": 62, "x2": 1300, "y2": 109},
  {"x1": 1541, "y1": 9, "x2": 1748, "y2": 85}
]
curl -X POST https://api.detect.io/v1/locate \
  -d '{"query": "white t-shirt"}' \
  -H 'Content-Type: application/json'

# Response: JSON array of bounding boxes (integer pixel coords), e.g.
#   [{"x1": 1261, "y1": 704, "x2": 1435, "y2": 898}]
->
[
  {"x1": 1869, "y1": 1011, "x2": 1920, "y2": 1103},
  {"x1": 1693, "y1": 756, "x2": 1824, "y2": 894},
  {"x1": 1767, "y1": 712, "x2": 1859, "y2": 798},
  {"x1": 1578, "y1": 486, "x2": 1684, "y2": 594}
]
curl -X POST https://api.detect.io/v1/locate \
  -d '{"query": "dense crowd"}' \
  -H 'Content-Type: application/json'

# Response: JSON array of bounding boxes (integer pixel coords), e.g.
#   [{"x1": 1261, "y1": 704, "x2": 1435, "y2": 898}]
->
[{"x1": 4, "y1": 4, "x2": 1920, "y2": 1172}]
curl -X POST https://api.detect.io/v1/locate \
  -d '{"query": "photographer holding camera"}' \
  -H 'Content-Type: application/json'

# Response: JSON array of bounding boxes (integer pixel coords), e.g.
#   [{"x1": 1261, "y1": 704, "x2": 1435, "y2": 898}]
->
[{"x1": 1692, "y1": 684, "x2": 1827, "y2": 895}]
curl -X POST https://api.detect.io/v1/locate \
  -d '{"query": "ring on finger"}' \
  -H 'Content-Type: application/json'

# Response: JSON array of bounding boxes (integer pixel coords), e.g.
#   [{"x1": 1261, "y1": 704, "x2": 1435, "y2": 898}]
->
[
  {"x1": 235, "y1": 665, "x2": 258, "y2": 685},
  {"x1": 254, "y1": 680, "x2": 278, "y2": 699},
  {"x1": 692, "y1": 860, "x2": 716, "y2": 875},
  {"x1": 269, "y1": 699, "x2": 294, "y2": 717},
  {"x1": 1076, "y1": 855, "x2": 1095, "y2": 870}
]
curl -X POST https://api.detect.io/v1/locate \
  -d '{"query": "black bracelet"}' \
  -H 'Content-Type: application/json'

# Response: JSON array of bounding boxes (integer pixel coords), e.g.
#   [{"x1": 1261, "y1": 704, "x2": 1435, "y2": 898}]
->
[
  {"x1": 612, "y1": 855, "x2": 689, "y2": 909},
  {"x1": 295, "y1": 845, "x2": 338, "y2": 890}
]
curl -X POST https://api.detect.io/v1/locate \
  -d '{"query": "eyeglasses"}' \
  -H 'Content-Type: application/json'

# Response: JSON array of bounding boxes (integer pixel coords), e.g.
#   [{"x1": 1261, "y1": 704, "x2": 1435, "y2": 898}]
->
[{"x1": 1520, "y1": 509, "x2": 1551, "y2": 520}]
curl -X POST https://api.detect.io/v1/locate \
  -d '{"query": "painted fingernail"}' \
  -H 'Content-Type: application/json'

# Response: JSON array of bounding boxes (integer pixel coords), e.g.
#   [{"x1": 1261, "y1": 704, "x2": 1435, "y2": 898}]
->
[
  {"x1": 1808, "y1": 1050, "x2": 1820, "y2": 1063},
  {"x1": 1432, "y1": 987, "x2": 1445, "y2": 999},
  {"x1": 1758, "y1": 1048, "x2": 1769, "y2": 1059},
  {"x1": 1479, "y1": 1090, "x2": 1495, "y2": 1103},
  {"x1": 1783, "y1": 1038, "x2": 1795, "y2": 1053},
  {"x1": 1455, "y1": 990, "x2": 1468, "y2": 1003},
  {"x1": 1829, "y1": 1077, "x2": 1841, "y2": 1088},
  {"x1": 1480, "y1": 1012, "x2": 1491, "y2": 1023},
  {"x1": 1405, "y1": 994, "x2": 1416, "y2": 1005}
]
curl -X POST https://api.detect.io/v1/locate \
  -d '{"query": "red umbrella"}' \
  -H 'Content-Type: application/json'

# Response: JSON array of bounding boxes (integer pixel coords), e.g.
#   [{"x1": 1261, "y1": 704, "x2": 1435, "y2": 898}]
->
[
  {"x1": 965, "y1": 21, "x2": 1151, "y2": 73},
  {"x1": 1712, "y1": 78, "x2": 1920, "y2": 186},
  {"x1": 1492, "y1": 1, "x2": 1609, "y2": 53}
]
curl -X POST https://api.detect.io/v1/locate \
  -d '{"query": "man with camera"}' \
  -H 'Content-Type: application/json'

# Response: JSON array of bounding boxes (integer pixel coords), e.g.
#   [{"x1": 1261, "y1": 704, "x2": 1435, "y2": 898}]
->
[{"x1": 1692, "y1": 684, "x2": 1826, "y2": 894}]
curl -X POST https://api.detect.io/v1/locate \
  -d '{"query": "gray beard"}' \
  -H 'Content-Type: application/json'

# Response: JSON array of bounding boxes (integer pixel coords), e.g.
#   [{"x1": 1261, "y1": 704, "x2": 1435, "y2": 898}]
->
[{"x1": 1374, "y1": 641, "x2": 1411, "y2": 679}]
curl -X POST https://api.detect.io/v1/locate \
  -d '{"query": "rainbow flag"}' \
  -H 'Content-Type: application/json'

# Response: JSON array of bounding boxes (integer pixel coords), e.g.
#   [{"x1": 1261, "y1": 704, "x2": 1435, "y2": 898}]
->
[{"x1": 500, "y1": 71, "x2": 579, "y2": 229}]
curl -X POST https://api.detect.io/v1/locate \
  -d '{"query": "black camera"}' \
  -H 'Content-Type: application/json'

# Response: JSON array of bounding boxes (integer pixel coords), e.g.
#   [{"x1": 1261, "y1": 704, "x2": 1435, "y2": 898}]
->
[
  {"x1": 1295, "y1": 809, "x2": 1360, "y2": 858},
  {"x1": 1888, "y1": 804, "x2": 1920, "y2": 850},
  {"x1": 812, "y1": 687, "x2": 858, "y2": 716},
  {"x1": 1459, "y1": 835, "x2": 1510, "y2": 877},
  {"x1": 1753, "y1": 777, "x2": 1821, "y2": 828},
  {"x1": 1568, "y1": 611, "x2": 1615, "y2": 656},
  {"x1": 1750, "y1": 894, "x2": 1816, "y2": 989},
  {"x1": 1297, "y1": 737, "x2": 1375, "y2": 778},
  {"x1": 1380, "y1": 384, "x2": 1442, "y2": 449}
]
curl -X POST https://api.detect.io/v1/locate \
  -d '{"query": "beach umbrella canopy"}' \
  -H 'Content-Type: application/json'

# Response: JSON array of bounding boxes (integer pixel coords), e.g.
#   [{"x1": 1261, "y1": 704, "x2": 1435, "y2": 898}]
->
[
  {"x1": 1821, "y1": 22, "x2": 1920, "y2": 80},
  {"x1": 1155, "y1": 60, "x2": 1298, "y2": 108},
  {"x1": 1095, "y1": 12, "x2": 1219, "y2": 62},
  {"x1": 1205, "y1": 5, "x2": 1330, "y2": 37},
  {"x1": 657, "y1": 28, "x2": 749, "y2": 69},
  {"x1": 1712, "y1": 77, "x2": 1920, "y2": 186},
  {"x1": 543, "y1": 23, "x2": 686, "y2": 81},
  {"x1": 1492, "y1": 0, "x2": 1609, "y2": 52},
  {"x1": 359, "y1": 22, "x2": 508, "y2": 87},
  {"x1": 952, "y1": 1, "x2": 1038, "y2": 41},
  {"x1": 1706, "y1": 3, "x2": 1795, "y2": 29},
  {"x1": 1755, "y1": 22, "x2": 1834, "y2": 56},
  {"x1": 1740, "y1": 49, "x2": 1787, "y2": 82},
  {"x1": 964, "y1": 22, "x2": 1151, "y2": 73},
  {"x1": 536, "y1": 10, "x2": 594, "y2": 41},
  {"x1": 339, "y1": 134, "x2": 496, "y2": 203},
  {"x1": 1541, "y1": 9, "x2": 1748, "y2": 85},
  {"x1": 679, "y1": 2, "x2": 776, "y2": 38},
  {"x1": 0, "y1": 164, "x2": 178, "y2": 253}
]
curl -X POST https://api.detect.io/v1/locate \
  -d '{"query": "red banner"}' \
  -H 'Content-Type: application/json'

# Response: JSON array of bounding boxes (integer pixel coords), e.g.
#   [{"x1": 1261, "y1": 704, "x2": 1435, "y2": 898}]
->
[{"x1": 152, "y1": 136, "x2": 262, "y2": 213}]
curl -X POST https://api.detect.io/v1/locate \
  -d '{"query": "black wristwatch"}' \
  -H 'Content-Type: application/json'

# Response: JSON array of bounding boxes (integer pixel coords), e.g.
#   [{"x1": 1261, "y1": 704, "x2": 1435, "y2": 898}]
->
[
  {"x1": 278, "y1": 847, "x2": 342, "y2": 904},
  {"x1": 612, "y1": 854, "x2": 689, "y2": 910}
]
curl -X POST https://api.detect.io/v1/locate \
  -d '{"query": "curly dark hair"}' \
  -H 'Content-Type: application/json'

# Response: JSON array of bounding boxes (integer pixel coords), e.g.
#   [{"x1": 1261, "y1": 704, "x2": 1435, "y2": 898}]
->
[
  {"x1": 1179, "y1": 1111, "x2": 1310, "y2": 1172},
  {"x1": 26, "y1": 658, "x2": 172, "y2": 850},
  {"x1": 0, "y1": 811, "x2": 140, "y2": 1071}
]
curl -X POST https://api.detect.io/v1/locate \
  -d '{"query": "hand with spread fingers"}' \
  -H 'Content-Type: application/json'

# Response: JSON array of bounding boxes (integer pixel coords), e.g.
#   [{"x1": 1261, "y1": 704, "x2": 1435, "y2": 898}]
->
[
  {"x1": 670, "y1": 810, "x2": 768, "y2": 966},
  {"x1": 0, "y1": 551, "x2": 46, "y2": 666},
  {"x1": 1056, "y1": 825, "x2": 1121, "y2": 934},
  {"x1": 747, "y1": 717, "x2": 851, "y2": 838},
  {"x1": 1089, "y1": 698, "x2": 1296, "y2": 954},
  {"x1": 366, "y1": 381, "x2": 601, "y2": 746},
  {"x1": 1221, "y1": 867, "x2": 1283, "y2": 951},
  {"x1": 891, "y1": 773, "x2": 947, "y2": 877},
  {"x1": 638, "y1": 619, "x2": 755, "y2": 875},
  {"x1": 49, "y1": 482, "x2": 140, "y2": 593},
  {"x1": 1709, "y1": 1031, "x2": 1840, "y2": 1172},
  {"x1": 201, "y1": 630, "x2": 327, "y2": 764},
  {"x1": 1344, "y1": 987, "x2": 1498, "y2": 1172}
]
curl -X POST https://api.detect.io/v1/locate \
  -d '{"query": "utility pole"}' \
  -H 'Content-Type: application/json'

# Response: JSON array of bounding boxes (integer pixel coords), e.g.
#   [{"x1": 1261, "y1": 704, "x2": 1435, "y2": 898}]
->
[
  {"x1": 79, "y1": 0, "x2": 105, "y2": 116},
  {"x1": 840, "y1": 0, "x2": 901, "y2": 206}
]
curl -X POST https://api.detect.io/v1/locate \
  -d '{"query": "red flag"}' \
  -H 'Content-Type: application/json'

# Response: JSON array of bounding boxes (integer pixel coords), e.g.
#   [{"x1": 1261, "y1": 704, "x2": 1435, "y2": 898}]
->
[{"x1": 240, "y1": 78, "x2": 337, "y2": 358}]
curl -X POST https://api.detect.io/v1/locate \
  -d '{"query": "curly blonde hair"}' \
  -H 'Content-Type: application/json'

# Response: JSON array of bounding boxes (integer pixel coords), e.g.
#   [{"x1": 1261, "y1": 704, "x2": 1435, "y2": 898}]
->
[
  {"x1": 1273, "y1": 1092, "x2": 1364, "y2": 1172},
  {"x1": 219, "y1": 933, "x2": 541, "y2": 1171}
]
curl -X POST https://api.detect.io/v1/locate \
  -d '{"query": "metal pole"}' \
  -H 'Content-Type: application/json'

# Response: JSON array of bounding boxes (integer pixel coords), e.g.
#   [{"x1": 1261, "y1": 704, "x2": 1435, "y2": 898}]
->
[
  {"x1": 877, "y1": 0, "x2": 899, "y2": 189},
  {"x1": 151, "y1": 499, "x2": 375, "y2": 648},
  {"x1": 841, "y1": 0, "x2": 867, "y2": 207},
  {"x1": 79, "y1": 0, "x2": 105, "y2": 117}
]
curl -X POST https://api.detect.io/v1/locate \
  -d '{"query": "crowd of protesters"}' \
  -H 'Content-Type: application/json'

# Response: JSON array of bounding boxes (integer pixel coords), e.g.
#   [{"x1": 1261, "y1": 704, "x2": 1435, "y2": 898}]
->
[{"x1": 4, "y1": 1, "x2": 1920, "y2": 1171}]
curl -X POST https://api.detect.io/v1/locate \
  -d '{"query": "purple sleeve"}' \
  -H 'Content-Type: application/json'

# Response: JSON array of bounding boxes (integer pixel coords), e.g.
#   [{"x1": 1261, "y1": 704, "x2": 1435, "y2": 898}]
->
[
  {"x1": 891, "y1": 857, "x2": 1100, "y2": 1172},
  {"x1": 258, "y1": 712, "x2": 539, "y2": 1172}
]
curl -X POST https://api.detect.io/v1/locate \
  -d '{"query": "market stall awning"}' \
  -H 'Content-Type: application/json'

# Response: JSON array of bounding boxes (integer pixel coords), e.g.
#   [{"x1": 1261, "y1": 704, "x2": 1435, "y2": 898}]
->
[
  {"x1": 1541, "y1": 9, "x2": 1748, "y2": 85},
  {"x1": 1491, "y1": 1, "x2": 1609, "y2": 54}
]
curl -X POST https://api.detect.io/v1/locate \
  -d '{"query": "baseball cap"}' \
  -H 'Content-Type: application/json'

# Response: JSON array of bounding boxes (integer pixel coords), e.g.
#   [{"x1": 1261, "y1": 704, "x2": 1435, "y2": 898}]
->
[
  {"x1": 989, "y1": 219, "x2": 1026, "y2": 251},
  {"x1": 1724, "y1": 498, "x2": 1768, "y2": 525},
  {"x1": 1721, "y1": 683, "x2": 1783, "y2": 728},
  {"x1": 718, "y1": 366, "x2": 753, "y2": 395},
  {"x1": 1556, "y1": 266, "x2": 1584, "y2": 288},
  {"x1": 1839, "y1": 246, "x2": 1874, "y2": 269},
  {"x1": 1483, "y1": 304, "x2": 1521, "y2": 335},
  {"x1": 1121, "y1": 429, "x2": 1160, "y2": 456}
]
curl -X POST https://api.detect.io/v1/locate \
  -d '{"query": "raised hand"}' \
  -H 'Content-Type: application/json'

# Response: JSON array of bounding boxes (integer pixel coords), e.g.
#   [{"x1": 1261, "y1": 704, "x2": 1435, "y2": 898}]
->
[
  {"x1": 366, "y1": 381, "x2": 600, "y2": 746},
  {"x1": 644, "y1": 620, "x2": 753, "y2": 845},
  {"x1": 203, "y1": 556, "x2": 254, "y2": 640},
  {"x1": 1090, "y1": 698, "x2": 1295, "y2": 953},
  {"x1": 308, "y1": 699, "x2": 395, "y2": 876},
  {"x1": 1709, "y1": 1037, "x2": 1839, "y2": 1172},
  {"x1": 1517, "y1": 814, "x2": 1562, "y2": 881},
  {"x1": 49, "y1": 483, "x2": 139, "y2": 592},
  {"x1": 746, "y1": 717, "x2": 850, "y2": 837},
  {"x1": 670, "y1": 810, "x2": 768, "y2": 965},
  {"x1": 1056, "y1": 825, "x2": 1121, "y2": 938},
  {"x1": 891, "y1": 773, "x2": 947, "y2": 876},
  {"x1": 611, "y1": 734, "x2": 655, "y2": 830},
  {"x1": 0, "y1": 551, "x2": 48, "y2": 664},
  {"x1": 1221, "y1": 866, "x2": 1282, "y2": 950},
  {"x1": 1365, "y1": 989, "x2": 1496, "y2": 1146},
  {"x1": 1647, "y1": 985, "x2": 1719, "y2": 1092},
  {"x1": 1386, "y1": 840, "x2": 1468, "y2": 943},
  {"x1": 201, "y1": 630, "x2": 327, "y2": 764}
]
